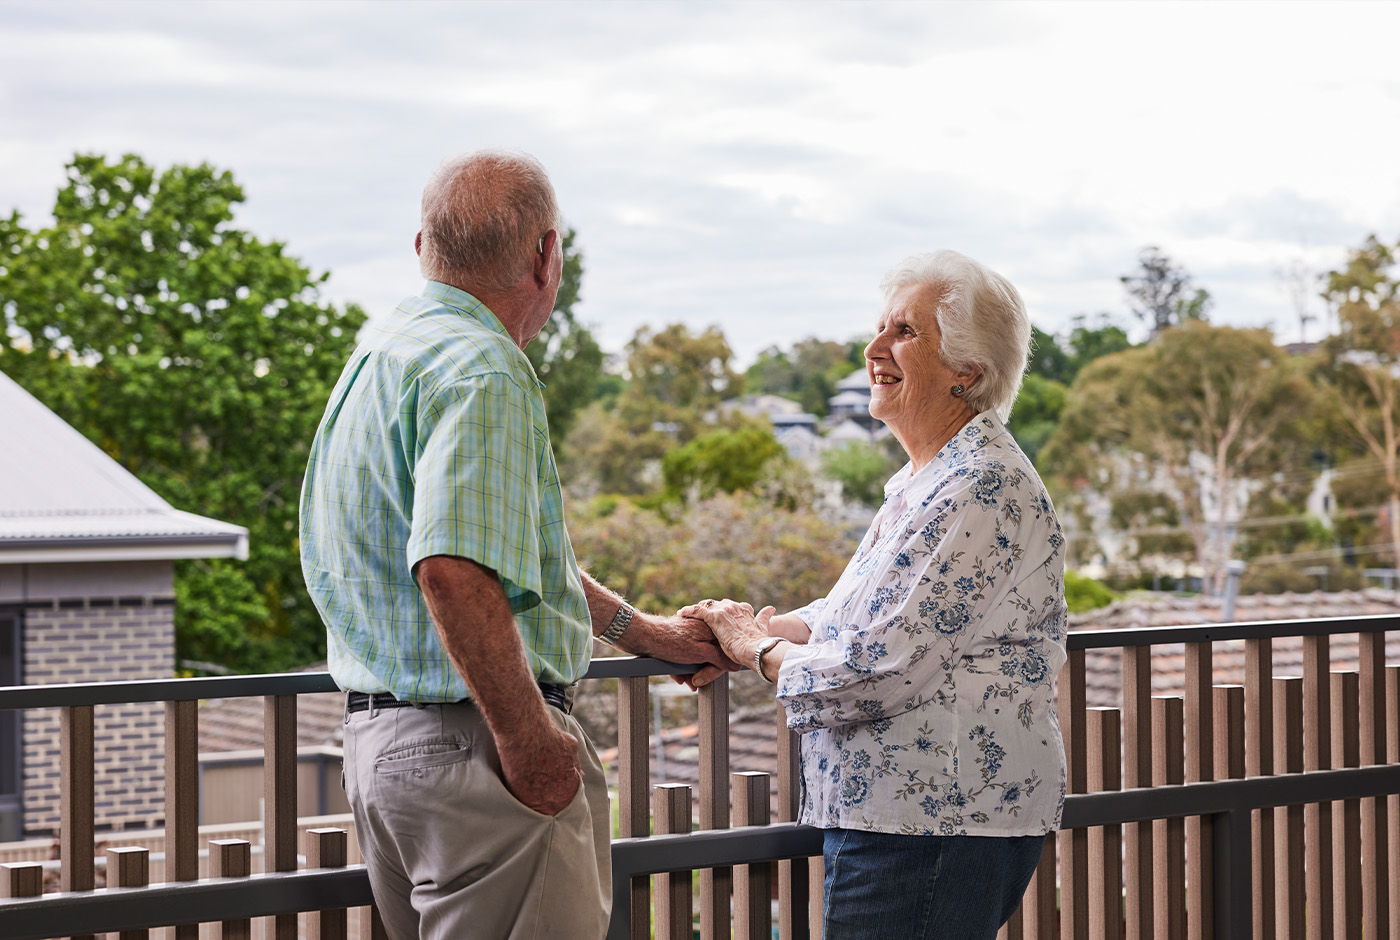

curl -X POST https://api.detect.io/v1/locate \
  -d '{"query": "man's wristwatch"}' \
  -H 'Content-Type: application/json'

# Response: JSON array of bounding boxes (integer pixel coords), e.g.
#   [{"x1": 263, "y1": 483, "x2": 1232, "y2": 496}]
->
[
  {"x1": 598, "y1": 603, "x2": 634, "y2": 646},
  {"x1": 753, "y1": 636, "x2": 786, "y2": 683}
]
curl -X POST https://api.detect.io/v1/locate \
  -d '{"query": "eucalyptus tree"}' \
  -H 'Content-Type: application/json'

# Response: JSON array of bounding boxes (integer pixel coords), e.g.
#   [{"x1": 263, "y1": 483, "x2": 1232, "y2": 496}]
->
[{"x1": 1042, "y1": 321, "x2": 1313, "y2": 593}]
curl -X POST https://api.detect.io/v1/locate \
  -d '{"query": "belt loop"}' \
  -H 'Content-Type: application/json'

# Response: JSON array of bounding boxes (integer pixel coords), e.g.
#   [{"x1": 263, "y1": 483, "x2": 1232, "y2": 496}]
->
[{"x1": 369, "y1": 693, "x2": 378, "y2": 719}]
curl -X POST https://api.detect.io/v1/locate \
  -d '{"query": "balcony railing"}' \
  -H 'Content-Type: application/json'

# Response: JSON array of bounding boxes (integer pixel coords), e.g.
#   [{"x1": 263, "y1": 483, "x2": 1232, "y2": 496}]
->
[{"x1": 2, "y1": 613, "x2": 1400, "y2": 939}]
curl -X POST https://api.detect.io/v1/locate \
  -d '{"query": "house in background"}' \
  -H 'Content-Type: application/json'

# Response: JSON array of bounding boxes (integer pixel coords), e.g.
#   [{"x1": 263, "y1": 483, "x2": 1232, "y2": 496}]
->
[{"x1": 0, "y1": 369, "x2": 247, "y2": 841}]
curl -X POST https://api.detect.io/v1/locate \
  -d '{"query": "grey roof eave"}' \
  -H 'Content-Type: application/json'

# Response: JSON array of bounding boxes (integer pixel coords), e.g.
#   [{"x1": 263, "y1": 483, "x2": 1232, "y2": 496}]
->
[{"x1": 0, "y1": 530, "x2": 249, "y2": 564}]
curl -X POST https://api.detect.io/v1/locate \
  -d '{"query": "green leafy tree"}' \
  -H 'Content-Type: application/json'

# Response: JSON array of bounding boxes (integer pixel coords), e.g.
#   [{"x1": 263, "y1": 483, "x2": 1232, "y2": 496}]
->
[
  {"x1": 524, "y1": 228, "x2": 605, "y2": 443},
  {"x1": 1028, "y1": 326, "x2": 1074, "y2": 384},
  {"x1": 820, "y1": 440, "x2": 900, "y2": 507},
  {"x1": 1008, "y1": 373, "x2": 1068, "y2": 466},
  {"x1": 564, "y1": 323, "x2": 744, "y2": 495},
  {"x1": 570, "y1": 492, "x2": 850, "y2": 617},
  {"x1": 661, "y1": 423, "x2": 786, "y2": 504},
  {"x1": 1015, "y1": 318, "x2": 1132, "y2": 465},
  {"x1": 1121, "y1": 246, "x2": 1213, "y2": 336},
  {"x1": 1317, "y1": 234, "x2": 1400, "y2": 569},
  {"x1": 1064, "y1": 570, "x2": 1115, "y2": 613},
  {"x1": 0, "y1": 153, "x2": 365, "y2": 671},
  {"x1": 1042, "y1": 321, "x2": 1313, "y2": 593},
  {"x1": 1066, "y1": 314, "x2": 1132, "y2": 375}
]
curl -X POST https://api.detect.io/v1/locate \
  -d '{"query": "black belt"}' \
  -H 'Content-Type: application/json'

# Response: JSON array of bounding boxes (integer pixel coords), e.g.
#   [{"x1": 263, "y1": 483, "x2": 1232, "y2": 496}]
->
[{"x1": 346, "y1": 684, "x2": 575, "y2": 715}]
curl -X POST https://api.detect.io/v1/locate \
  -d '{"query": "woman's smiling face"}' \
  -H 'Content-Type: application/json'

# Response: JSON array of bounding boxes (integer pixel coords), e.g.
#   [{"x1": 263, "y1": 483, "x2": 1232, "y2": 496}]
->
[{"x1": 864, "y1": 281, "x2": 967, "y2": 441}]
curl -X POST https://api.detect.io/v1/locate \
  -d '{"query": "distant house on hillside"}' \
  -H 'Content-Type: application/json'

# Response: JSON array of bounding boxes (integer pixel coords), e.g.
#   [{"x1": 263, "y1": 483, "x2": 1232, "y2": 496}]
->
[{"x1": 0, "y1": 369, "x2": 247, "y2": 840}]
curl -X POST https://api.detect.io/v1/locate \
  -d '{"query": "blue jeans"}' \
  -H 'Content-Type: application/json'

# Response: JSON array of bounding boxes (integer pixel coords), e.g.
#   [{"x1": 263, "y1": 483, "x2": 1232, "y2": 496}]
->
[{"x1": 822, "y1": 829, "x2": 1045, "y2": 940}]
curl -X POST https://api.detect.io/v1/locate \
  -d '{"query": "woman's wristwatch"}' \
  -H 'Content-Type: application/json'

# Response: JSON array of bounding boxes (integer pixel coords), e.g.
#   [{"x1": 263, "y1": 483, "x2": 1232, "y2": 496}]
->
[{"x1": 753, "y1": 636, "x2": 787, "y2": 683}]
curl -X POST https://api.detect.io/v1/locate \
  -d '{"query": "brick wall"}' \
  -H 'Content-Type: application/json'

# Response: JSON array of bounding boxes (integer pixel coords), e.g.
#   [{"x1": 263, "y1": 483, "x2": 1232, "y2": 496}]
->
[{"x1": 20, "y1": 595, "x2": 175, "y2": 835}]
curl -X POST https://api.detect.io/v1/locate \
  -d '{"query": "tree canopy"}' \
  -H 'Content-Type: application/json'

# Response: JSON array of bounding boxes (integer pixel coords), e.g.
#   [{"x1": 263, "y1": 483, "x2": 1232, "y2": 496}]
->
[
  {"x1": 0, "y1": 153, "x2": 365, "y2": 671},
  {"x1": 1317, "y1": 234, "x2": 1400, "y2": 570},
  {"x1": 1042, "y1": 320, "x2": 1312, "y2": 592},
  {"x1": 524, "y1": 228, "x2": 606, "y2": 442},
  {"x1": 1121, "y1": 246, "x2": 1212, "y2": 336}
]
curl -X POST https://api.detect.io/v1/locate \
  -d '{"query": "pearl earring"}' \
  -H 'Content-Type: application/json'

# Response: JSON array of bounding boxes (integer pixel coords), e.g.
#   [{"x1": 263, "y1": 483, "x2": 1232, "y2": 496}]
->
[{"x1": 951, "y1": 384, "x2": 965, "y2": 397}]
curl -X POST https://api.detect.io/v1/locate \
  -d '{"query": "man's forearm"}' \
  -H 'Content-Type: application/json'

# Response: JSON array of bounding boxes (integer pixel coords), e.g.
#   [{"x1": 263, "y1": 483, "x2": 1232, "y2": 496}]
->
[
  {"x1": 416, "y1": 555, "x2": 552, "y2": 738},
  {"x1": 580, "y1": 570, "x2": 629, "y2": 640}
]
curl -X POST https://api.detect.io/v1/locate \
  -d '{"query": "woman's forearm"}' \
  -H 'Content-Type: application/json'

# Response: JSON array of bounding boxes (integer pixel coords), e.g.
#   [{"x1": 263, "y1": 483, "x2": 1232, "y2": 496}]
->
[{"x1": 767, "y1": 611, "x2": 811, "y2": 644}]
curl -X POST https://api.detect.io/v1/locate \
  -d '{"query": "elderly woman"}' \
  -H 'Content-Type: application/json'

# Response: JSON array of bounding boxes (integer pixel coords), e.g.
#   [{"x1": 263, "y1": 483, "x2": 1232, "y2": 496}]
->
[{"x1": 684, "y1": 250, "x2": 1066, "y2": 939}]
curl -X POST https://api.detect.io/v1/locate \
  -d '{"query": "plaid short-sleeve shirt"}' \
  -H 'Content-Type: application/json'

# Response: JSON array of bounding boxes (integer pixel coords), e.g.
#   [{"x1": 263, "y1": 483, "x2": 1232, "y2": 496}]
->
[{"x1": 299, "y1": 282, "x2": 592, "y2": 700}]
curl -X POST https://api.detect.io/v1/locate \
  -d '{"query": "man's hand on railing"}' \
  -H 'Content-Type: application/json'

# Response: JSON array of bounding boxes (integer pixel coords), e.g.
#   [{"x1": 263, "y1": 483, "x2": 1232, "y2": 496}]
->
[
  {"x1": 498, "y1": 723, "x2": 583, "y2": 816},
  {"x1": 619, "y1": 611, "x2": 743, "y2": 690}
]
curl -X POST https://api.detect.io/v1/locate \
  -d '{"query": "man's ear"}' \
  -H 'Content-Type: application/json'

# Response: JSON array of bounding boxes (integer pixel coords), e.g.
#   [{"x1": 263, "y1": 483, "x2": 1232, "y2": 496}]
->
[
  {"x1": 414, "y1": 231, "x2": 422, "y2": 256},
  {"x1": 534, "y1": 229, "x2": 559, "y2": 285}
]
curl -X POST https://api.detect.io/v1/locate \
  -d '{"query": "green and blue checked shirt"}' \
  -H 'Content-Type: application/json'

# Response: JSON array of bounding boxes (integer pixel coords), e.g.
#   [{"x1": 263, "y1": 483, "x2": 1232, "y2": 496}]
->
[{"x1": 299, "y1": 282, "x2": 592, "y2": 700}]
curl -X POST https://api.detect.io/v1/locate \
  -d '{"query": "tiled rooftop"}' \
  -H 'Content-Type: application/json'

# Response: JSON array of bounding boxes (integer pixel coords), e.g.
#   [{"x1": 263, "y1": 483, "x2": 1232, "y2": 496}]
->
[{"x1": 1077, "y1": 588, "x2": 1400, "y2": 708}]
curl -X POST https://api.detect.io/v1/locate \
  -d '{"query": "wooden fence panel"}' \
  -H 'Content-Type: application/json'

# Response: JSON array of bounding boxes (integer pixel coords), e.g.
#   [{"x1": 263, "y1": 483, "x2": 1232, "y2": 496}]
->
[
  {"x1": 107, "y1": 846, "x2": 149, "y2": 940},
  {"x1": 1274, "y1": 677, "x2": 1305, "y2": 937},
  {"x1": 165, "y1": 699, "x2": 199, "y2": 940},
  {"x1": 1152, "y1": 696, "x2": 1185, "y2": 940},
  {"x1": 617, "y1": 675, "x2": 650, "y2": 939},
  {"x1": 265, "y1": 695, "x2": 298, "y2": 940},
  {"x1": 699, "y1": 677, "x2": 732, "y2": 940},
  {"x1": 1059, "y1": 649, "x2": 1088, "y2": 940},
  {"x1": 733, "y1": 771, "x2": 772, "y2": 940},
  {"x1": 1359, "y1": 634, "x2": 1389, "y2": 940},
  {"x1": 1333, "y1": 671, "x2": 1362, "y2": 940},
  {"x1": 1243, "y1": 638, "x2": 1273, "y2": 940},
  {"x1": 1303, "y1": 635, "x2": 1334, "y2": 939},
  {"x1": 655, "y1": 784, "x2": 693, "y2": 940},
  {"x1": 1122, "y1": 645, "x2": 1153, "y2": 940},
  {"x1": 1184, "y1": 642, "x2": 1213, "y2": 940},
  {"x1": 210, "y1": 838, "x2": 252, "y2": 940},
  {"x1": 776, "y1": 709, "x2": 812, "y2": 940},
  {"x1": 1088, "y1": 708, "x2": 1122, "y2": 940},
  {"x1": 1388, "y1": 666, "x2": 1400, "y2": 940}
]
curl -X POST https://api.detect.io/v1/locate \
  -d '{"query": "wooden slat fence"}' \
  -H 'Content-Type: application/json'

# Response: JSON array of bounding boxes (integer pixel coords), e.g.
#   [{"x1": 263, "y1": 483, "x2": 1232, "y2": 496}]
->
[{"x1": 3, "y1": 614, "x2": 1400, "y2": 939}]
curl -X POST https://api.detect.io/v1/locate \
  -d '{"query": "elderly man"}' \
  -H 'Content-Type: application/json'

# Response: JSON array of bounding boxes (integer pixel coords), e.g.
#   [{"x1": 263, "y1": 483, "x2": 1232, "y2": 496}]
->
[{"x1": 300, "y1": 150, "x2": 734, "y2": 940}]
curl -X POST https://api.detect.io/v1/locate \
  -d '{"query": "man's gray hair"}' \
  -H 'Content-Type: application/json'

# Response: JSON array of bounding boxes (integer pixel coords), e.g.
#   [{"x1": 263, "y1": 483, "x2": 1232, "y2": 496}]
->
[
  {"x1": 879, "y1": 250, "x2": 1031, "y2": 423},
  {"x1": 419, "y1": 150, "x2": 561, "y2": 291}
]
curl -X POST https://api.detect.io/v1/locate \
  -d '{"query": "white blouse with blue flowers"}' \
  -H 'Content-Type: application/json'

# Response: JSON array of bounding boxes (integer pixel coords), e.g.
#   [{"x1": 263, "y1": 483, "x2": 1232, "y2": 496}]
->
[{"x1": 777, "y1": 412, "x2": 1067, "y2": 837}]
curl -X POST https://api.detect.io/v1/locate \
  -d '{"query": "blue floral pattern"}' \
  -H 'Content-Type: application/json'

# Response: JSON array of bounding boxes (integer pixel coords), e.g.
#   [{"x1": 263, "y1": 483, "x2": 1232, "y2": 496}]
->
[{"x1": 778, "y1": 412, "x2": 1067, "y2": 837}]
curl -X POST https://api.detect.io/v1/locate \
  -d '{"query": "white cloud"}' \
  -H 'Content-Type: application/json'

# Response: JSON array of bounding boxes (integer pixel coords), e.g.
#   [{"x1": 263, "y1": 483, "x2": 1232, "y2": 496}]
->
[{"x1": 1, "y1": 0, "x2": 1398, "y2": 363}]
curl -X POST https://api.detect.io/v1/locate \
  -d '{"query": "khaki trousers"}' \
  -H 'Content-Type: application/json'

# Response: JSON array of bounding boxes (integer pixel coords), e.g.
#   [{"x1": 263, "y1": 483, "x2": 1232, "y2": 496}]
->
[{"x1": 343, "y1": 699, "x2": 611, "y2": 940}]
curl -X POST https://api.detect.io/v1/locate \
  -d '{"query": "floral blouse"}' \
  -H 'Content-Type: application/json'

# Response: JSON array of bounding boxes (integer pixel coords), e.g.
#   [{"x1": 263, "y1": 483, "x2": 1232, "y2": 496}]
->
[{"x1": 777, "y1": 412, "x2": 1067, "y2": 837}]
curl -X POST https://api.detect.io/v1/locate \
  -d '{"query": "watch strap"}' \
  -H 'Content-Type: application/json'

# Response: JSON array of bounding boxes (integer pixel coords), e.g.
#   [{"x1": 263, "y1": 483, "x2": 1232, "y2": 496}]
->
[
  {"x1": 599, "y1": 603, "x2": 634, "y2": 646},
  {"x1": 753, "y1": 636, "x2": 785, "y2": 682}
]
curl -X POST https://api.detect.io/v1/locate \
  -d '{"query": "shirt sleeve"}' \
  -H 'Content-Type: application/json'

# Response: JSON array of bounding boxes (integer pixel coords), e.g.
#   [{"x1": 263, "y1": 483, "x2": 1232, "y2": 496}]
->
[
  {"x1": 789, "y1": 596, "x2": 829, "y2": 629},
  {"x1": 405, "y1": 371, "x2": 544, "y2": 614},
  {"x1": 775, "y1": 466, "x2": 1014, "y2": 731}
]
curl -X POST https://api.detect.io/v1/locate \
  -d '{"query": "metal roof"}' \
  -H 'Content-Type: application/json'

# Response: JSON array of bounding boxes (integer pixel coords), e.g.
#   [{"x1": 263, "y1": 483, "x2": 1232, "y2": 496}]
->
[
  {"x1": 0, "y1": 369, "x2": 247, "y2": 563},
  {"x1": 834, "y1": 370, "x2": 871, "y2": 392}
]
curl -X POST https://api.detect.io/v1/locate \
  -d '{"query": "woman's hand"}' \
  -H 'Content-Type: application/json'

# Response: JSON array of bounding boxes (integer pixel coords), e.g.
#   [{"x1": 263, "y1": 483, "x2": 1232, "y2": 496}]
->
[{"x1": 678, "y1": 599, "x2": 777, "y2": 668}]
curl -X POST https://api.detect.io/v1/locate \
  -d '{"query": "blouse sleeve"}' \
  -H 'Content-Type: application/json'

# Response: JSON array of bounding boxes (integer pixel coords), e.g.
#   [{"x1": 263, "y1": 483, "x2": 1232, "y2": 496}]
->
[{"x1": 776, "y1": 464, "x2": 1028, "y2": 731}]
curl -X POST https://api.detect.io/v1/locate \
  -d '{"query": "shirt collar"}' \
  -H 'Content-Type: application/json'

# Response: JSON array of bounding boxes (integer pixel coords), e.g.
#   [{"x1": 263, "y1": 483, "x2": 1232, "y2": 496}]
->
[
  {"x1": 421, "y1": 281, "x2": 514, "y2": 342},
  {"x1": 884, "y1": 410, "x2": 1008, "y2": 498},
  {"x1": 419, "y1": 281, "x2": 546, "y2": 387}
]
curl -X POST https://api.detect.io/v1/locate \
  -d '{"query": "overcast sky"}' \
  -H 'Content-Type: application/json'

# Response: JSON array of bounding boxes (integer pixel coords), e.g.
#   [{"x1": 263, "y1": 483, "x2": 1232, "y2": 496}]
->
[{"x1": 3, "y1": 0, "x2": 1398, "y2": 365}]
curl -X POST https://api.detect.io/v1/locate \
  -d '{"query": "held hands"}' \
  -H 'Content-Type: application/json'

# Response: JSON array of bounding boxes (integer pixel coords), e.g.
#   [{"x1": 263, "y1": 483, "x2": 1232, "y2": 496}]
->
[
  {"x1": 496, "y1": 721, "x2": 582, "y2": 816},
  {"x1": 626, "y1": 610, "x2": 744, "y2": 690},
  {"x1": 678, "y1": 599, "x2": 777, "y2": 671}
]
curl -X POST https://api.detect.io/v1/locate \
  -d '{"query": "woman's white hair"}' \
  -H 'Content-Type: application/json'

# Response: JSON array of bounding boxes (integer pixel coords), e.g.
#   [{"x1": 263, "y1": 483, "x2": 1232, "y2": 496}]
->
[
  {"x1": 879, "y1": 250, "x2": 1031, "y2": 423},
  {"x1": 419, "y1": 150, "x2": 561, "y2": 291}
]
